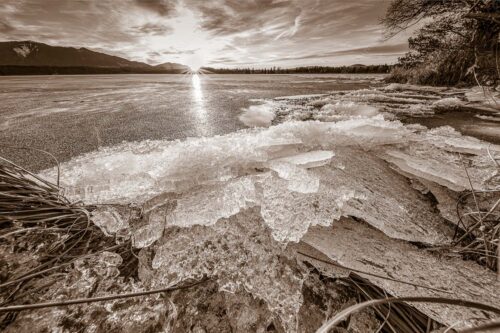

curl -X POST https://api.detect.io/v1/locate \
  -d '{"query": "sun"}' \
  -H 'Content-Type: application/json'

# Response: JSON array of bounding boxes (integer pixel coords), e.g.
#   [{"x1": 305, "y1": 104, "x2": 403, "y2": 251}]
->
[
  {"x1": 189, "y1": 65, "x2": 201, "y2": 72},
  {"x1": 184, "y1": 54, "x2": 204, "y2": 73}
]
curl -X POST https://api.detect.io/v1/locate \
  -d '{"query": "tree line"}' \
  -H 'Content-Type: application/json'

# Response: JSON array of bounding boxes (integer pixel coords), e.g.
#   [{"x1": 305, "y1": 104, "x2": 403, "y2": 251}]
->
[{"x1": 202, "y1": 64, "x2": 392, "y2": 74}]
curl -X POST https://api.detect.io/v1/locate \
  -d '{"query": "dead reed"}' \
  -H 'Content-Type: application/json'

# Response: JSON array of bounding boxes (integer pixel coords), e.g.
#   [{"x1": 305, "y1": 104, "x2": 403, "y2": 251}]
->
[
  {"x1": 450, "y1": 153, "x2": 500, "y2": 272},
  {"x1": 0, "y1": 154, "x2": 138, "y2": 327}
]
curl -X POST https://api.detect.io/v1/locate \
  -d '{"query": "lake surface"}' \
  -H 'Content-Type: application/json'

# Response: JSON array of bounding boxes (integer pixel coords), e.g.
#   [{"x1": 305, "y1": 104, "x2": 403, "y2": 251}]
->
[
  {"x1": 0, "y1": 73, "x2": 498, "y2": 171},
  {"x1": 0, "y1": 74, "x2": 381, "y2": 170}
]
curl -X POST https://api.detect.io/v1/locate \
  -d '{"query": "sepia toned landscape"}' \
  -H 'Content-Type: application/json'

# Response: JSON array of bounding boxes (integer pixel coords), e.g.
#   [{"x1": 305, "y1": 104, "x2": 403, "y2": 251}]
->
[{"x1": 0, "y1": 1, "x2": 499, "y2": 332}]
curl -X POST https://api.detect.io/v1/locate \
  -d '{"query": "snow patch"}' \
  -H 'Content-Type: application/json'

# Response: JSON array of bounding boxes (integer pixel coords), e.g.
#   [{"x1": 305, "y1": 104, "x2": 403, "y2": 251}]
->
[
  {"x1": 320, "y1": 102, "x2": 379, "y2": 118},
  {"x1": 475, "y1": 114, "x2": 500, "y2": 122},
  {"x1": 432, "y1": 97, "x2": 463, "y2": 109},
  {"x1": 13, "y1": 44, "x2": 32, "y2": 58},
  {"x1": 239, "y1": 101, "x2": 276, "y2": 127}
]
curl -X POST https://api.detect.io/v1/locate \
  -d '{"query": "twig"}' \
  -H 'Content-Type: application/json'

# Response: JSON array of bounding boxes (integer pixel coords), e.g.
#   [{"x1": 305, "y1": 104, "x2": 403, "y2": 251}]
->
[
  {"x1": 0, "y1": 277, "x2": 209, "y2": 313},
  {"x1": 316, "y1": 297, "x2": 500, "y2": 333}
]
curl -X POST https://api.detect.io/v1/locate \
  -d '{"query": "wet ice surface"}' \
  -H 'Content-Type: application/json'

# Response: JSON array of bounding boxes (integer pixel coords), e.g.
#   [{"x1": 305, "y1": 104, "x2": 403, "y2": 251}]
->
[
  {"x1": 38, "y1": 82, "x2": 500, "y2": 244},
  {"x1": 0, "y1": 73, "x2": 382, "y2": 171},
  {"x1": 33, "y1": 81, "x2": 500, "y2": 332},
  {"x1": 40, "y1": 109, "x2": 499, "y2": 244}
]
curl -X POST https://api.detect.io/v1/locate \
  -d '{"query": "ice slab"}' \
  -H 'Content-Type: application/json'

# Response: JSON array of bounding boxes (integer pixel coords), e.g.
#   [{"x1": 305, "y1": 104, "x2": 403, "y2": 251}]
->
[
  {"x1": 145, "y1": 207, "x2": 305, "y2": 333},
  {"x1": 320, "y1": 102, "x2": 379, "y2": 118},
  {"x1": 131, "y1": 146, "x2": 454, "y2": 246},
  {"x1": 167, "y1": 177, "x2": 258, "y2": 228},
  {"x1": 465, "y1": 86, "x2": 500, "y2": 110},
  {"x1": 269, "y1": 150, "x2": 334, "y2": 168},
  {"x1": 382, "y1": 150, "x2": 471, "y2": 191},
  {"x1": 40, "y1": 118, "x2": 412, "y2": 205},
  {"x1": 301, "y1": 218, "x2": 500, "y2": 328}
]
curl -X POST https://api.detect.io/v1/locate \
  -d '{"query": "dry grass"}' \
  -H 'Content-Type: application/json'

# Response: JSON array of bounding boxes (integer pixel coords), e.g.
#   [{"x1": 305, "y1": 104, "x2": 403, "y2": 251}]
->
[
  {"x1": 317, "y1": 292, "x2": 500, "y2": 333},
  {"x1": 448, "y1": 153, "x2": 500, "y2": 272},
  {"x1": 451, "y1": 189, "x2": 500, "y2": 272},
  {"x1": 344, "y1": 274, "x2": 442, "y2": 333},
  {"x1": 0, "y1": 155, "x2": 138, "y2": 327}
]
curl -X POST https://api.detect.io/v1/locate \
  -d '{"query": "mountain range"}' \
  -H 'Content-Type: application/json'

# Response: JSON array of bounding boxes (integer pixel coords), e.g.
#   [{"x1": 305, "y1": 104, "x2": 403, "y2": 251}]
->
[{"x1": 0, "y1": 41, "x2": 190, "y2": 75}]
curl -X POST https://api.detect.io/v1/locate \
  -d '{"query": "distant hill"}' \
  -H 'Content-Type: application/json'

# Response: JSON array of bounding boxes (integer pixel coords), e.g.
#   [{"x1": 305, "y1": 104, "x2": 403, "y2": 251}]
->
[
  {"x1": 155, "y1": 62, "x2": 190, "y2": 73},
  {"x1": 0, "y1": 41, "x2": 150, "y2": 68},
  {"x1": 0, "y1": 41, "x2": 188, "y2": 75}
]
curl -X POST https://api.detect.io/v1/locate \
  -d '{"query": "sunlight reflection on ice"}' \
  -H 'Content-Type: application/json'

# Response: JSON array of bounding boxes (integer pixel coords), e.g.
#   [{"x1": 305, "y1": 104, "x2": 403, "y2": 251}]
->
[{"x1": 191, "y1": 73, "x2": 209, "y2": 135}]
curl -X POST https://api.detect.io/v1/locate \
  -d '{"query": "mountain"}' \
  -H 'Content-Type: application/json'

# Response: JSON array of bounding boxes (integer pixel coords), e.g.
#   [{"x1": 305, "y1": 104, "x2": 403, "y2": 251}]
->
[
  {"x1": 155, "y1": 62, "x2": 190, "y2": 73},
  {"x1": 0, "y1": 41, "x2": 150, "y2": 68},
  {"x1": 0, "y1": 41, "x2": 188, "y2": 75}
]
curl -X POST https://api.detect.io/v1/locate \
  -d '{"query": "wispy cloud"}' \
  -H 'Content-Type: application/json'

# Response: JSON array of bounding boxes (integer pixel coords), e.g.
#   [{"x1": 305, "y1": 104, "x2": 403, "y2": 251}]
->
[
  {"x1": 130, "y1": 23, "x2": 173, "y2": 36},
  {"x1": 0, "y1": 0, "x2": 410, "y2": 67},
  {"x1": 133, "y1": 0, "x2": 179, "y2": 16}
]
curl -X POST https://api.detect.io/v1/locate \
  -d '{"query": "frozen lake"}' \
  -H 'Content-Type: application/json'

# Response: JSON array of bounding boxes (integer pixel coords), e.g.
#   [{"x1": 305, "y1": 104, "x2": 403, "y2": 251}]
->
[
  {"x1": 0, "y1": 73, "x2": 498, "y2": 171},
  {"x1": 0, "y1": 73, "x2": 381, "y2": 170}
]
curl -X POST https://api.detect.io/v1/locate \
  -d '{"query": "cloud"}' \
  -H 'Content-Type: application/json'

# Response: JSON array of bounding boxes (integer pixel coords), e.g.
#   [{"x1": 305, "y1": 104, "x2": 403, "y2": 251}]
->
[
  {"x1": 0, "y1": 0, "x2": 410, "y2": 66},
  {"x1": 272, "y1": 43, "x2": 409, "y2": 62},
  {"x1": 134, "y1": 0, "x2": 178, "y2": 16},
  {"x1": 0, "y1": 20, "x2": 14, "y2": 33},
  {"x1": 131, "y1": 22, "x2": 172, "y2": 35},
  {"x1": 187, "y1": 0, "x2": 301, "y2": 37}
]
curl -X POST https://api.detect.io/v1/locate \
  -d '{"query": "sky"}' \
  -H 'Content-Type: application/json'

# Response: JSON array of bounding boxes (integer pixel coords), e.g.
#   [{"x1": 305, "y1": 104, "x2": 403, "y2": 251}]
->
[{"x1": 0, "y1": 0, "x2": 412, "y2": 69}]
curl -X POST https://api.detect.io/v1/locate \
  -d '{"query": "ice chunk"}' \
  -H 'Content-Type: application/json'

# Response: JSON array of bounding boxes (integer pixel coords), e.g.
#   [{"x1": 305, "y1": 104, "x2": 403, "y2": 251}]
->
[
  {"x1": 423, "y1": 126, "x2": 500, "y2": 155},
  {"x1": 302, "y1": 218, "x2": 500, "y2": 328},
  {"x1": 255, "y1": 172, "x2": 350, "y2": 242},
  {"x1": 384, "y1": 83, "x2": 448, "y2": 93},
  {"x1": 91, "y1": 206, "x2": 129, "y2": 237},
  {"x1": 465, "y1": 86, "x2": 500, "y2": 109},
  {"x1": 475, "y1": 114, "x2": 500, "y2": 122},
  {"x1": 432, "y1": 97, "x2": 463, "y2": 109},
  {"x1": 148, "y1": 208, "x2": 305, "y2": 333},
  {"x1": 320, "y1": 102, "x2": 379, "y2": 118},
  {"x1": 239, "y1": 101, "x2": 276, "y2": 127},
  {"x1": 40, "y1": 118, "x2": 412, "y2": 204},
  {"x1": 318, "y1": 148, "x2": 453, "y2": 244},
  {"x1": 133, "y1": 213, "x2": 166, "y2": 248},
  {"x1": 275, "y1": 94, "x2": 326, "y2": 100},
  {"x1": 266, "y1": 162, "x2": 320, "y2": 193},
  {"x1": 382, "y1": 150, "x2": 470, "y2": 191},
  {"x1": 167, "y1": 177, "x2": 257, "y2": 228},
  {"x1": 269, "y1": 150, "x2": 334, "y2": 168}
]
